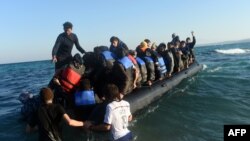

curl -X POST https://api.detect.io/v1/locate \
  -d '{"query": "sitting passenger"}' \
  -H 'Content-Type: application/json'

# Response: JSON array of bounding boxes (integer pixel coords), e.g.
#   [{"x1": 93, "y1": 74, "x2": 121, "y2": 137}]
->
[
  {"x1": 49, "y1": 53, "x2": 85, "y2": 107},
  {"x1": 111, "y1": 47, "x2": 136, "y2": 95},
  {"x1": 165, "y1": 43, "x2": 175, "y2": 77},
  {"x1": 151, "y1": 42, "x2": 157, "y2": 51},
  {"x1": 74, "y1": 79, "x2": 97, "y2": 121},
  {"x1": 128, "y1": 50, "x2": 143, "y2": 87},
  {"x1": 136, "y1": 41, "x2": 158, "y2": 86},
  {"x1": 180, "y1": 41, "x2": 190, "y2": 69},
  {"x1": 186, "y1": 31, "x2": 196, "y2": 63},
  {"x1": 92, "y1": 46, "x2": 116, "y2": 99},
  {"x1": 109, "y1": 36, "x2": 129, "y2": 56},
  {"x1": 157, "y1": 43, "x2": 174, "y2": 77},
  {"x1": 171, "y1": 41, "x2": 184, "y2": 72},
  {"x1": 150, "y1": 43, "x2": 167, "y2": 80}
]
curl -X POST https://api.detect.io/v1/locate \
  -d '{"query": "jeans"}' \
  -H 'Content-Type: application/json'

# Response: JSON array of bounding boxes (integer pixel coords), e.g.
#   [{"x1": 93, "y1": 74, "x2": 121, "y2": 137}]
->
[{"x1": 114, "y1": 132, "x2": 133, "y2": 141}]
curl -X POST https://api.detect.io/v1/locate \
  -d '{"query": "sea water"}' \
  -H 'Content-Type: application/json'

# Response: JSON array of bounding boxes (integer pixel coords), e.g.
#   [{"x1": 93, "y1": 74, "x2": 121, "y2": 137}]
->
[{"x1": 0, "y1": 42, "x2": 250, "y2": 141}]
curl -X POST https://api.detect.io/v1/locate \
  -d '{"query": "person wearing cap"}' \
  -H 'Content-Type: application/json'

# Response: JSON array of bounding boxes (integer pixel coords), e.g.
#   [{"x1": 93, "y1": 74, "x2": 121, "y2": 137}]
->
[
  {"x1": 26, "y1": 87, "x2": 86, "y2": 141},
  {"x1": 136, "y1": 41, "x2": 158, "y2": 85},
  {"x1": 52, "y1": 21, "x2": 86, "y2": 72},
  {"x1": 109, "y1": 36, "x2": 129, "y2": 56}
]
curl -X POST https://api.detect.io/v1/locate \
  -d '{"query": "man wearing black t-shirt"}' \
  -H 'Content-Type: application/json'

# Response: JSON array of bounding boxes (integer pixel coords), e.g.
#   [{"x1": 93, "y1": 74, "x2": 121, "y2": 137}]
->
[
  {"x1": 52, "y1": 22, "x2": 86, "y2": 71},
  {"x1": 26, "y1": 87, "x2": 85, "y2": 141}
]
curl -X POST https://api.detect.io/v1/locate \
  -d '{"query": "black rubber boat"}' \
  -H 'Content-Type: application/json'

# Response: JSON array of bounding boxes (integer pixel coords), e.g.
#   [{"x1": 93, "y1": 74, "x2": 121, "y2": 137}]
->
[{"x1": 125, "y1": 61, "x2": 203, "y2": 114}]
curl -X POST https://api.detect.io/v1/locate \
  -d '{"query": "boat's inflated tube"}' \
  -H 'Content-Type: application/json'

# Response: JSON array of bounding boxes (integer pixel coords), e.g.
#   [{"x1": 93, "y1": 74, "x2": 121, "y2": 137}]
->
[{"x1": 125, "y1": 61, "x2": 203, "y2": 114}]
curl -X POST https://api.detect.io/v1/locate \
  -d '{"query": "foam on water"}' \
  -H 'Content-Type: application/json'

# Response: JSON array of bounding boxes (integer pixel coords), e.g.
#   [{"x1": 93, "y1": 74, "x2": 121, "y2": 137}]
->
[
  {"x1": 208, "y1": 67, "x2": 222, "y2": 73},
  {"x1": 215, "y1": 48, "x2": 250, "y2": 54},
  {"x1": 202, "y1": 64, "x2": 208, "y2": 70}
]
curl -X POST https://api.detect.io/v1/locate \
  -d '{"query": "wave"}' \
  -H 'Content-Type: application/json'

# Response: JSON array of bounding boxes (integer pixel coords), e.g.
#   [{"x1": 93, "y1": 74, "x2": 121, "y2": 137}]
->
[
  {"x1": 202, "y1": 64, "x2": 208, "y2": 70},
  {"x1": 208, "y1": 67, "x2": 222, "y2": 73},
  {"x1": 215, "y1": 48, "x2": 250, "y2": 54}
]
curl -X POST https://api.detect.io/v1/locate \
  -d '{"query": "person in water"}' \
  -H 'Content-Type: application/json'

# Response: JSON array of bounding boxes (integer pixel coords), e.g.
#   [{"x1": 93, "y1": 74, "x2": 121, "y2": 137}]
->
[
  {"x1": 26, "y1": 87, "x2": 85, "y2": 141},
  {"x1": 87, "y1": 84, "x2": 133, "y2": 141},
  {"x1": 109, "y1": 36, "x2": 129, "y2": 56},
  {"x1": 52, "y1": 21, "x2": 86, "y2": 71},
  {"x1": 186, "y1": 31, "x2": 196, "y2": 63}
]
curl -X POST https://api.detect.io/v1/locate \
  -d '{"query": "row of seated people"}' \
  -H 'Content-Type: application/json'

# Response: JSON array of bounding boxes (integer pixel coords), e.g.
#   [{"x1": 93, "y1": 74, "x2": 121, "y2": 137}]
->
[{"x1": 47, "y1": 34, "x2": 196, "y2": 120}]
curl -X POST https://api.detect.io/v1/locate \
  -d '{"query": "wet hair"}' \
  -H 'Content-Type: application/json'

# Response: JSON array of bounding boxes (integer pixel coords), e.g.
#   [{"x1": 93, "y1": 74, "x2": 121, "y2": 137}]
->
[
  {"x1": 144, "y1": 39, "x2": 151, "y2": 44},
  {"x1": 80, "y1": 79, "x2": 91, "y2": 90},
  {"x1": 63, "y1": 21, "x2": 73, "y2": 29},
  {"x1": 186, "y1": 37, "x2": 191, "y2": 42},
  {"x1": 73, "y1": 53, "x2": 83, "y2": 65},
  {"x1": 40, "y1": 87, "x2": 54, "y2": 103},
  {"x1": 103, "y1": 84, "x2": 121, "y2": 101},
  {"x1": 110, "y1": 36, "x2": 119, "y2": 43}
]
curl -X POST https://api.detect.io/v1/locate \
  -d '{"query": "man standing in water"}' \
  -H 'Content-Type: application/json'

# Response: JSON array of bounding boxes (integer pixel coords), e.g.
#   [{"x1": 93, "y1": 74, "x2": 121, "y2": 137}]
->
[
  {"x1": 26, "y1": 87, "x2": 85, "y2": 141},
  {"x1": 87, "y1": 84, "x2": 133, "y2": 141},
  {"x1": 52, "y1": 22, "x2": 86, "y2": 71}
]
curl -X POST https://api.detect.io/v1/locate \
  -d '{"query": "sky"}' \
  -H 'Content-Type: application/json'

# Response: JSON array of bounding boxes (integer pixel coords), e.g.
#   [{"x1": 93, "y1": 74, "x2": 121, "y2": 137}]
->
[{"x1": 0, "y1": 0, "x2": 250, "y2": 64}]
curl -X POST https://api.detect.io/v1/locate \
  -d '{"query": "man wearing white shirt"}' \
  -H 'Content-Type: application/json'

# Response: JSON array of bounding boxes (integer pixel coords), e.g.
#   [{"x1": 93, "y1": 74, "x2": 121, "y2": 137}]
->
[{"x1": 88, "y1": 84, "x2": 133, "y2": 141}]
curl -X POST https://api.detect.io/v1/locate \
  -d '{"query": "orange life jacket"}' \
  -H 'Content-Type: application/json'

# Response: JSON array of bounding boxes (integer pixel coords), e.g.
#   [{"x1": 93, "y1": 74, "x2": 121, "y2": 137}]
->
[{"x1": 60, "y1": 66, "x2": 82, "y2": 93}]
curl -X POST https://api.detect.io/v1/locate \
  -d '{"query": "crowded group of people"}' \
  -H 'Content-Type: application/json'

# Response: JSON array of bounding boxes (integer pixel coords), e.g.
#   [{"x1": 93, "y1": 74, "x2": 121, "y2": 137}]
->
[{"x1": 21, "y1": 22, "x2": 196, "y2": 141}]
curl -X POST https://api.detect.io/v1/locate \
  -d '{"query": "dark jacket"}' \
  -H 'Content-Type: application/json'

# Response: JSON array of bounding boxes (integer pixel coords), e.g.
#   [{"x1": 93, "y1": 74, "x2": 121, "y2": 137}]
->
[
  {"x1": 186, "y1": 36, "x2": 196, "y2": 50},
  {"x1": 109, "y1": 39, "x2": 129, "y2": 56}
]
